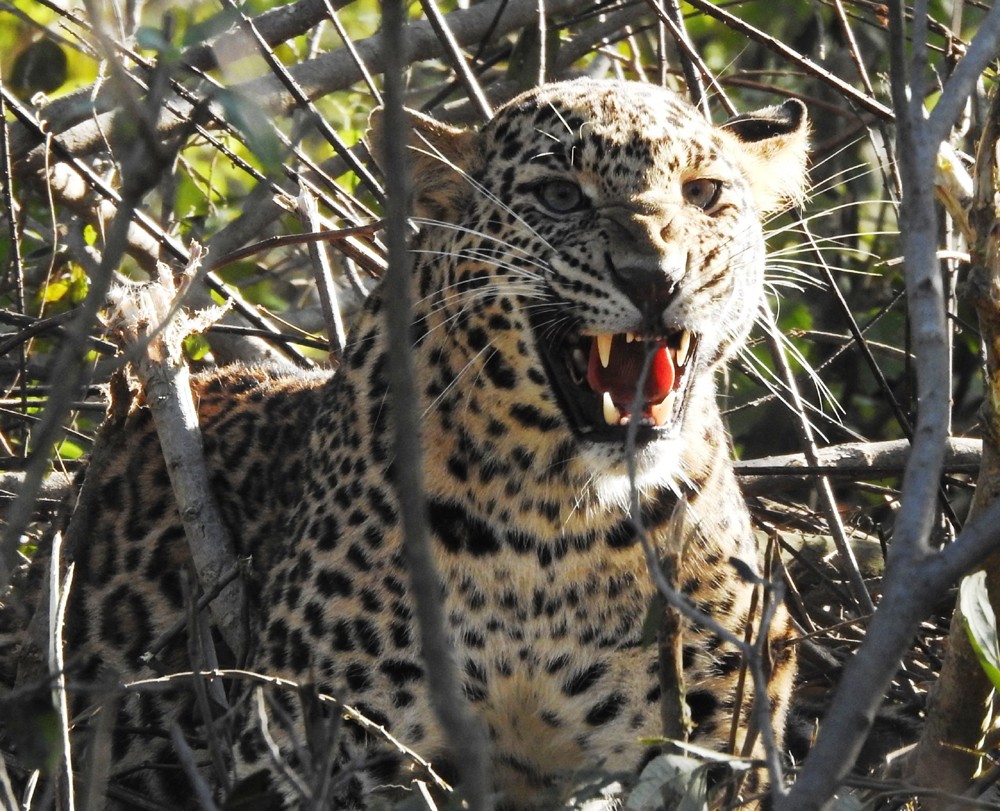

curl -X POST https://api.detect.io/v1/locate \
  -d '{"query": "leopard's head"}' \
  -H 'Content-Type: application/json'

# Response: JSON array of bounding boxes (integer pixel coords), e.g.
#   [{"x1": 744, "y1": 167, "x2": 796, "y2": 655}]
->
[{"x1": 369, "y1": 79, "x2": 808, "y2": 489}]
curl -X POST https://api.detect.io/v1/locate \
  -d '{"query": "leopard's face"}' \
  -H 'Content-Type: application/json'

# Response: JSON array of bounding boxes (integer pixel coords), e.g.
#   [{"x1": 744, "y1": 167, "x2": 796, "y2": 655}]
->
[{"x1": 399, "y1": 80, "x2": 807, "y2": 493}]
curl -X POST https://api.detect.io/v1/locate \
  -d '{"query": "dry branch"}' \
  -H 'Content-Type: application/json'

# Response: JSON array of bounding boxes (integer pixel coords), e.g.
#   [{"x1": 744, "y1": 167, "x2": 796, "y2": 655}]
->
[
  {"x1": 905, "y1": 84, "x2": 1000, "y2": 807},
  {"x1": 737, "y1": 437, "x2": 982, "y2": 490},
  {"x1": 379, "y1": 2, "x2": 492, "y2": 807},
  {"x1": 105, "y1": 255, "x2": 248, "y2": 661},
  {"x1": 10, "y1": 0, "x2": 588, "y2": 175}
]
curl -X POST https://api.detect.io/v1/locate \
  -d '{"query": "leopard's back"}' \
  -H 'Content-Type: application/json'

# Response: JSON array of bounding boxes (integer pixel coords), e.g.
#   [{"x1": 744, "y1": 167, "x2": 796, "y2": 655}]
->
[{"x1": 7, "y1": 367, "x2": 327, "y2": 795}]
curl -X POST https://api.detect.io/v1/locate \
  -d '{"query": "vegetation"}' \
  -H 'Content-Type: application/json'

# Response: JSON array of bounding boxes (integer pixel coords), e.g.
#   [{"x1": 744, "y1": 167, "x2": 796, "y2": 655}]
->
[{"x1": 1, "y1": 0, "x2": 999, "y2": 808}]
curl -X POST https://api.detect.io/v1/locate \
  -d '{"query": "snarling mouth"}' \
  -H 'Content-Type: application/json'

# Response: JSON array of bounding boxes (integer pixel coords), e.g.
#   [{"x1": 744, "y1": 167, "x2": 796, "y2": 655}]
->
[{"x1": 531, "y1": 315, "x2": 699, "y2": 443}]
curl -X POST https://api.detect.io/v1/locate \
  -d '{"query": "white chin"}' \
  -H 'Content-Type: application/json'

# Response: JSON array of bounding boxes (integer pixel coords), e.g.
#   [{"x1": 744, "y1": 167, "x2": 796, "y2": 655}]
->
[{"x1": 578, "y1": 433, "x2": 688, "y2": 510}]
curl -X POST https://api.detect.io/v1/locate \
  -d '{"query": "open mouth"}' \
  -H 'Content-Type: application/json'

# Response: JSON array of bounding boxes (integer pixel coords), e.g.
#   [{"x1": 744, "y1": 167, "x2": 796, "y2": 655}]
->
[{"x1": 531, "y1": 314, "x2": 698, "y2": 443}]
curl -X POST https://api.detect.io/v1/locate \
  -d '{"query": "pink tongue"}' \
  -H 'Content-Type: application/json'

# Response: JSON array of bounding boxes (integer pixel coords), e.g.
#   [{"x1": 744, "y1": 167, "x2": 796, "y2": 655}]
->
[{"x1": 586, "y1": 335, "x2": 675, "y2": 411}]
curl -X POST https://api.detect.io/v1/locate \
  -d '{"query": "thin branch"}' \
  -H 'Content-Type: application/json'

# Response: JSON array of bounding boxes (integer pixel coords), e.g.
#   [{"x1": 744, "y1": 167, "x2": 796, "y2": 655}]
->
[
  {"x1": 0, "y1": 147, "x2": 138, "y2": 594},
  {"x1": 297, "y1": 192, "x2": 348, "y2": 358},
  {"x1": 643, "y1": 0, "x2": 733, "y2": 117},
  {"x1": 927, "y1": 0, "x2": 1000, "y2": 146},
  {"x1": 48, "y1": 532, "x2": 75, "y2": 811},
  {"x1": 380, "y1": 1, "x2": 492, "y2": 808},
  {"x1": 774, "y1": 5, "x2": 991, "y2": 806},
  {"x1": 761, "y1": 305, "x2": 874, "y2": 614},
  {"x1": 127, "y1": 668, "x2": 453, "y2": 793},
  {"x1": 682, "y1": 0, "x2": 894, "y2": 120},
  {"x1": 219, "y1": 0, "x2": 385, "y2": 203},
  {"x1": 420, "y1": 0, "x2": 493, "y2": 121}
]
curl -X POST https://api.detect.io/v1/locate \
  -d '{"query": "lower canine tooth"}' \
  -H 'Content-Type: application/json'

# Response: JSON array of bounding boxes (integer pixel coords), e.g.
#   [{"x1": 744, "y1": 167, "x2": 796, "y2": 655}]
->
[
  {"x1": 602, "y1": 391, "x2": 621, "y2": 425},
  {"x1": 651, "y1": 391, "x2": 676, "y2": 427}
]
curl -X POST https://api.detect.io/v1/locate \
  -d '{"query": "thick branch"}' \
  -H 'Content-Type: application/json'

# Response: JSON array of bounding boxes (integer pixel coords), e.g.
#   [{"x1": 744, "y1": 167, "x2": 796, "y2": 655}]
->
[
  {"x1": 380, "y1": 7, "x2": 492, "y2": 810},
  {"x1": 904, "y1": 82, "x2": 1000, "y2": 807},
  {"x1": 737, "y1": 437, "x2": 981, "y2": 493},
  {"x1": 107, "y1": 261, "x2": 248, "y2": 660}
]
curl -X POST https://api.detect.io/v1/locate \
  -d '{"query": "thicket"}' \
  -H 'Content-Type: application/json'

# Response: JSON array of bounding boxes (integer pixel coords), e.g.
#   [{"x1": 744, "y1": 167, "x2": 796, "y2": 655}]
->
[{"x1": 1, "y1": 0, "x2": 1000, "y2": 808}]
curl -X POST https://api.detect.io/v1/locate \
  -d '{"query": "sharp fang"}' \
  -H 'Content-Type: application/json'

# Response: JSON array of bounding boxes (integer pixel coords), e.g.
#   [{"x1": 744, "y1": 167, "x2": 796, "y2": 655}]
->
[
  {"x1": 597, "y1": 334, "x2": 613, "y2": 368},
  {"x1": 651, "y1": 391, "x2": 676, "y2": 427},
  {"x1": 602, "y1": 391, "x2": 620, "y2": 425},
  {"x1": 676, "y1": 331, "x2": 691, "y2": 367}
]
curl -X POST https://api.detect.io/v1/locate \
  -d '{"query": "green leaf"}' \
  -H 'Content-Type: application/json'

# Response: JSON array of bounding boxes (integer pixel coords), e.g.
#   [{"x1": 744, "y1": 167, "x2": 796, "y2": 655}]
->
[
  {"x1": 68, "y1": 264, "x2": 89, "y2": 303},
  {"x1": 216, "y1": 88, "x2": 284, "y2": 174},
  {"x1": 184, "y1": 333, "x2": 212, "y2": 361},
  {"x1": 40, "y1": 279, "x2": 69, "y2": 304},
  {"x1": 55, "y1": 439, "x2": 84, "y2": 460},
  {"x1": 960, "y1": 570, "x2": 1000, "y2": 691},
  {"x1": 11, "y1": 38, "x2": 68, "y2": 95}
]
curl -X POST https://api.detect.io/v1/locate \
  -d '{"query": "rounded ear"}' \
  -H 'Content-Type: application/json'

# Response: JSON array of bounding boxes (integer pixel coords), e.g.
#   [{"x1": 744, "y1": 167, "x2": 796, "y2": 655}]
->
[
  {"x1": 719, "y1": 99, "x2": 810, "y2": 214},
  {"x1": 366, "y1": 107, "x2": 482, "y2": 221}
]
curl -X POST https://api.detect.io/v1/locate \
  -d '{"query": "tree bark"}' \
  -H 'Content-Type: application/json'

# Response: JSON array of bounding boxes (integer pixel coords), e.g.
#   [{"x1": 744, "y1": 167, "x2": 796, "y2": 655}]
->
[{"x1": 906, "y1": 84, "x2": 1000, "y2": 807}]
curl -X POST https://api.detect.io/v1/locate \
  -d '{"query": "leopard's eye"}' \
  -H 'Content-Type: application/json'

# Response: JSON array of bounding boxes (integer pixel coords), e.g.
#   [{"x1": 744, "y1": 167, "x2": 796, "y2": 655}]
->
[
  {"x1": 536, "y1": 179, "x2": 587, "y2": 213},
  {"x1": 682, "y1": 178, "x2": 723, "y2": 211}
]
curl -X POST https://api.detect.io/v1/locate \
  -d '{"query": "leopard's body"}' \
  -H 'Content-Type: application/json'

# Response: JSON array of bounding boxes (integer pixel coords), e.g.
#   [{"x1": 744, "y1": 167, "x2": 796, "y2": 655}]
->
[{"x1": 6, "y1": 79, "x2": 808, "y2": 809}]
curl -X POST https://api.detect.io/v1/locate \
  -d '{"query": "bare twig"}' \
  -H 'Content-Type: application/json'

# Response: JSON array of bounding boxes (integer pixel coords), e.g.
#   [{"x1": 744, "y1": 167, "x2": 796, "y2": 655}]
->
[
  {"x1": 48, "y1": 532, "x2": 75, "y2": 811},
  {"x1": 297, "y1": 192, "x2": 348, "y2": 358},
  {"x1": 419, "y1": 0, "x2": 493, "y2": 121},
  {"x1": 0, "y1": 127, "x2": 147, "y2": 594},
  {"x1": 380, "y1": 2, "x2": 492, "y2": 809},
  {"x1": 218, "y1": 0, "x2": 385, "y2": 202},
  {"x1": 169, "y1": 724, "x2": 222, "y2": 811},
  {"x1": 682, "y1": 0, "x2": 894, "y2": 121},
  {"x1": 643, "y1": 0, "x2": 733, "y2": 117},
  {"x1": 761, "y1": 305, "x2": 874, "y2": 614},
  {"x1": 126, "y1": 668, "x2": 452, "y2": 793}
]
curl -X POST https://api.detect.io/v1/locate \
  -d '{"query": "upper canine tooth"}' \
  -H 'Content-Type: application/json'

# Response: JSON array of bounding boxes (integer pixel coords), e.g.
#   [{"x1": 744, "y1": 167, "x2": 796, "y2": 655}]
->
[
  {"x1": 676, "y1": 330, "x2": 691, "y2": 367},
  {"x1": 597, "y1": 334, "x2": 613, "y2": 368}
]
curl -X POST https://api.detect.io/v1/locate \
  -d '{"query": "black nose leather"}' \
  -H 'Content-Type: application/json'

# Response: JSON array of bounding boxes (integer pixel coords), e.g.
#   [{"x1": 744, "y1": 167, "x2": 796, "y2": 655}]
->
[{"x1": 611, "y1": 264, "x2": 679, "y2": 321}]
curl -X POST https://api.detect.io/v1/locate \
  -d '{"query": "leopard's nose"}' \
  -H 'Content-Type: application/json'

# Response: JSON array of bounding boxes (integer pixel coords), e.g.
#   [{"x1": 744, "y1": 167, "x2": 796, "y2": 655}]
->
[{"x1": 611, "y1": 263, "x2": 680, "y2": 322}]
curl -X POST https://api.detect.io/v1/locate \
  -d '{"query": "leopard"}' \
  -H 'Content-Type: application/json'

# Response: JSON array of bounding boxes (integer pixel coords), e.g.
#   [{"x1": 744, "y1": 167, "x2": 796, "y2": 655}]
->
[{"x1": 3, "y1": 78, "x2": 809, "y2": 809}]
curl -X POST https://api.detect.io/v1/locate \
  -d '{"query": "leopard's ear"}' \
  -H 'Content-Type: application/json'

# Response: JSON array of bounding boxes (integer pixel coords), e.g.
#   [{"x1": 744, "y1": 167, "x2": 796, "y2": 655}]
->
[
  {"x1": 367, "y1": 107, "x2": 482, "y2": 221},
  {"x1": 719, "y1": 99, "x2": 809, "y2": 215}
]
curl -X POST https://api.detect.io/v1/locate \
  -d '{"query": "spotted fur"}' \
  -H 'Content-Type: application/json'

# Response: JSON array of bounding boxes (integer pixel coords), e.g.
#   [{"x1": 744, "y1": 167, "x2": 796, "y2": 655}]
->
[{"x1": 6, "y1": 79, "x2": 808, "y2": 809}]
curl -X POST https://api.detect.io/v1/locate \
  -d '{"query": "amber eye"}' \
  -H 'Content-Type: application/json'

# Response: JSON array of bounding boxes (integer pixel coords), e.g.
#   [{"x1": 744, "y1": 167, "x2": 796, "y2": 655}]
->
[
  {"x1": 536, "y1": 179, "x2": 587, "y2": 213},
  {"x1": 682, "y1": 178, "x2": 723, "y2": 211}
]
